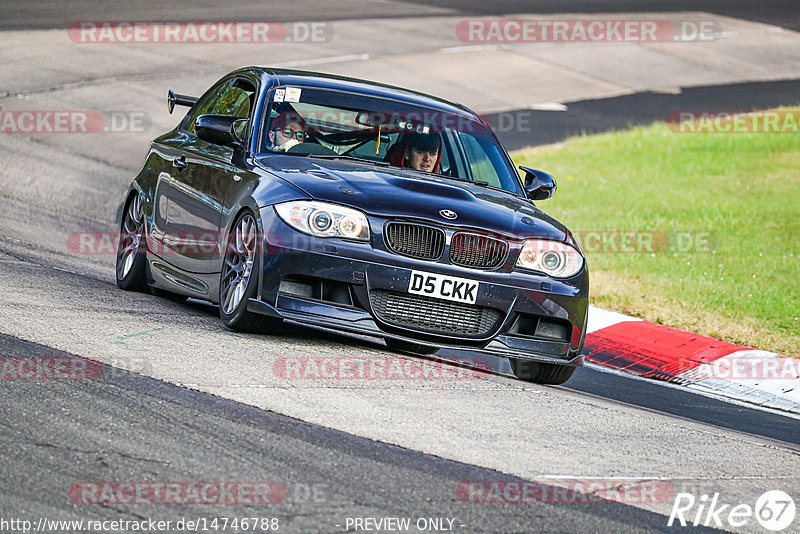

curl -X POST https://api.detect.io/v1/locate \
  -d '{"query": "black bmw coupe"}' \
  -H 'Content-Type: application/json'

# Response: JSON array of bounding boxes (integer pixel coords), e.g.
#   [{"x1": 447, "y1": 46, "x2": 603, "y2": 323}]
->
[{"x1": 116, "y1": 67, "x2": 588, "y2": 384}]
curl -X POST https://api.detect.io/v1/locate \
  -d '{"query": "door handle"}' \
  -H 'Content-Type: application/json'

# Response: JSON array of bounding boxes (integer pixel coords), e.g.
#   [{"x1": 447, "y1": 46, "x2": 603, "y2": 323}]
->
[{"x1": 172, "y1": 156, "x2": 188, "y2": 170}]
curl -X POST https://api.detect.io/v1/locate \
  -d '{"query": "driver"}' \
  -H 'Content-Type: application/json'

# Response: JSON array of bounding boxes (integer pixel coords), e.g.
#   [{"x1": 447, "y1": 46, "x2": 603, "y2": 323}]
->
[
  {"x1": 404, "y1": 132, "x2": 440, "y2": 172},
  {"x1": 267, "y1": 110, "x2": 307, "y2": 152}
]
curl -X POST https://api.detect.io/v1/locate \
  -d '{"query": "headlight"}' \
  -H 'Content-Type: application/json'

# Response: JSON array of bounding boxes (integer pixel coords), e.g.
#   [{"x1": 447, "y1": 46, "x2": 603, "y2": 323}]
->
[
  {"x1": 274, "y1": 201, "x2": 370, "y2": 241},
  {"x1": 516, "y1": 239, "x2": 584, "y2": 278}
]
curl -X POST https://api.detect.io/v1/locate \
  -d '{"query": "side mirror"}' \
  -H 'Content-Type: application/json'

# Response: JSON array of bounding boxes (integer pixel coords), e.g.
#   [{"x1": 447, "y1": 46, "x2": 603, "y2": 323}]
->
[
  {"x1": 195, "y1": 114, "x2": 246, "y2": 148},
  {"x1": 520, "y1": 166, "x2": 557, "y2": 201}
]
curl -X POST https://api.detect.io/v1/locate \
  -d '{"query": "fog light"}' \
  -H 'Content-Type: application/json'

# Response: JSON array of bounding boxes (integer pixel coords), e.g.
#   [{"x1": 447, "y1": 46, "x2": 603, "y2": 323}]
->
[{"x1": 534, "y1": 319, "x2": 569, "y2": 341}]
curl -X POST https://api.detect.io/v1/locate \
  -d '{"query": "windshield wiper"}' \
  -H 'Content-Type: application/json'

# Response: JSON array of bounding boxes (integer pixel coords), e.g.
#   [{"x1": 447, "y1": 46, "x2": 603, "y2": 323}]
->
[
  {"x1": 436, "y1": 174, "x2": 490, "y2": 187},
  {"x1": 307, "y1": 155, "x2": 510, "y2": 192},
  {"x1": 434, "y1": 174, "x2": 518, "y2": 194},
  {"x1": 308, "y1": 154, "x2": 390, "y2": 166}
]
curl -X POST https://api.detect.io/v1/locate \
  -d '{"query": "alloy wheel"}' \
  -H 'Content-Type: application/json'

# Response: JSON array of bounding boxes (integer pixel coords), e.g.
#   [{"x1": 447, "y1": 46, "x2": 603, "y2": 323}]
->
[
  {"x1": 220, "y1": 214, "x2": 257, "y2": 315},
  {"x1": 117, "y1": 194, "x2": 144, "y2": 281}
]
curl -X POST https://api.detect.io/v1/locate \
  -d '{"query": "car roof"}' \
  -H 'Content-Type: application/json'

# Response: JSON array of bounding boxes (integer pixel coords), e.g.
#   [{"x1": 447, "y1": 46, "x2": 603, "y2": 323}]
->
[{"x1": 231, "y1": 66, "x2": 482, "y2": 123}]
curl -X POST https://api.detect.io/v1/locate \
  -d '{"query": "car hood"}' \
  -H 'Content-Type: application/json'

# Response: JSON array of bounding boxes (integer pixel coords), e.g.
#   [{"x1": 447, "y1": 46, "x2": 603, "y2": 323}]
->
[{"x1": 255, "y1": 155, "x2": 569, "y2": 241}]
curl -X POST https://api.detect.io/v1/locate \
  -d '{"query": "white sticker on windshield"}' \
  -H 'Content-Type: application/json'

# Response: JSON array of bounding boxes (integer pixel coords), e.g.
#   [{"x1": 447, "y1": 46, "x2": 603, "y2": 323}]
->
[
  {"x1": 273, "y1": 89, "x2": 285, "y2": 102},
  {"x1": 285, "y1": 87, "x2": 302, "y2": 103}
]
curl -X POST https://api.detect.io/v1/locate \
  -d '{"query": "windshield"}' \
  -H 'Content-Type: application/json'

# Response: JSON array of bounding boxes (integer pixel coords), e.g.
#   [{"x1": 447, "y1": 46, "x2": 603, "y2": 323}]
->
[{"x1": 258, "y1": 86, "x2": 523, "y2": 195}]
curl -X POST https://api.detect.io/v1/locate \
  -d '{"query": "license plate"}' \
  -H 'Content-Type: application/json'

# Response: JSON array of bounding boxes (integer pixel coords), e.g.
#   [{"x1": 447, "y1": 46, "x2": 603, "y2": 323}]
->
[{"x1": 407, "y1": 270, "x2": 479, "y2": 304}]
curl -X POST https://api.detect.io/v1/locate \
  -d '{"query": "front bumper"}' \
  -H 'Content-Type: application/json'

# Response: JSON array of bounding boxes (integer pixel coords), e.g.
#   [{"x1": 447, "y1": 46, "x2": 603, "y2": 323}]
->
[{"x1": 250, "y1": 208, "x2": 589, "y2": 366}]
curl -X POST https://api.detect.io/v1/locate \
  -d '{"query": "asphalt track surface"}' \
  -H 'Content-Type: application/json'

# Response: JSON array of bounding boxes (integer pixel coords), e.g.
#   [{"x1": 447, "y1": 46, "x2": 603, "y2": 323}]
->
[
  {"x1": 488, "y1": 78, "x2": 800, "y2": 151},
  {"x1": 1, "y1": 1, "x2": 799, "y2": 533},
  {"x1": 2, "y1": 333, "x2": 731, "y2": 534},
  {"x1": 1, "y1": 250, "x2": 798, "y2": 531}
]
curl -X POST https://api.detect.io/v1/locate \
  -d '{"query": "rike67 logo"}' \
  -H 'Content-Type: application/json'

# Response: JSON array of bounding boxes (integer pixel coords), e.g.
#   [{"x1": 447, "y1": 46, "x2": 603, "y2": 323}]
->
[{"x1": 669, "y1": 490, "x2": 796, "y2": 531}]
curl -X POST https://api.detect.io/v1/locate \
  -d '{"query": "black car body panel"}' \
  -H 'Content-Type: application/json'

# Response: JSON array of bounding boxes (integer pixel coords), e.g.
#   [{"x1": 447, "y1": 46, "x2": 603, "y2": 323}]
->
[
  {"x1": 254, "y1": 156, "x2": 569, "y2": 241},
  {"x1": 121, "y1": 66, "x2": 589, "y2": 378}
]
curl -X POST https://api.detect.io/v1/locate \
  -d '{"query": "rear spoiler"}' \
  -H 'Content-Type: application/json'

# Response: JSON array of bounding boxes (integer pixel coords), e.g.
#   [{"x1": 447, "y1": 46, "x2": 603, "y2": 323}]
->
[{"x1": 167, "y1": 89, "x2": 198, "y2": 114}]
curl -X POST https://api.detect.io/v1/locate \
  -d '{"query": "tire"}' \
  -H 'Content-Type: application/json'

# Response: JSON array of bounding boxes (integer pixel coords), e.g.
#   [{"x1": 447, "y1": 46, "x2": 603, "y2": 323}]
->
[
  {"x1": 509, "y1": 358, "x2": 576, "y2": 385},
  {"x1": 116, "y1": 193, "x2": 150, "y2": 292},
  {"x1": 385, "y1": 338, "x2": 439, "y2": 355},
  {"x1": 219, "y1": 210, "x2": 282, "y2": 334}
]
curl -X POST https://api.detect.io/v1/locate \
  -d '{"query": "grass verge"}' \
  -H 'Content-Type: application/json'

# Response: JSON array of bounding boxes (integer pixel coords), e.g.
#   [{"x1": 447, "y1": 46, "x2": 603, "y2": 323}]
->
[{"x1": 513, "y1": 117, "x2": 800, "y2": 356}]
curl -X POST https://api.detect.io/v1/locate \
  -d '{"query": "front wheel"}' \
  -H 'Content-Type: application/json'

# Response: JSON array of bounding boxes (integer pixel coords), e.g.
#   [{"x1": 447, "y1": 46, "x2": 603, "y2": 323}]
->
[
  {"x1": 116, "y1": 193, "x2": 149, "y2": 292},
  {"x1": 219, "y1": 211, "x2": 282, "y2": 334},
  {"x1": 509, "y1": 358, "x2": 576, "y2": 385}
]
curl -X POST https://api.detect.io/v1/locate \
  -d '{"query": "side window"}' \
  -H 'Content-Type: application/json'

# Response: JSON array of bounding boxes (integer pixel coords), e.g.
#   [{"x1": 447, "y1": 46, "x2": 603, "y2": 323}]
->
[
  {"x1": 441, "y1": 131, "x2": 467, "y2": 178},
  {"x1": 213, "y1": 82, "x2": 252, "y2": 118},
  {"x1": 460, "y1": 134, "x2": 503, "y2": 188},
  {"x1": 185, "y1": 78, "x2": 255, "y2": 136},
  {"x1": 184, "y1": 80, "x2": 230, "y2": 134},
  {"x1": 217, "y1": 79, "x2": 255, "y2": 140},
  {"x1": 437, "y1": 138, "x2": 452, "y2": 175}
]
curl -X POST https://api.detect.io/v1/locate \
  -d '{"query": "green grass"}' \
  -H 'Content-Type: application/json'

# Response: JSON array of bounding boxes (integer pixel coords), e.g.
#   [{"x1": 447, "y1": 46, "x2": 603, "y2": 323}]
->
[{"x1": 513, "y1": 117, "x2": 800, "y2": 355}]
